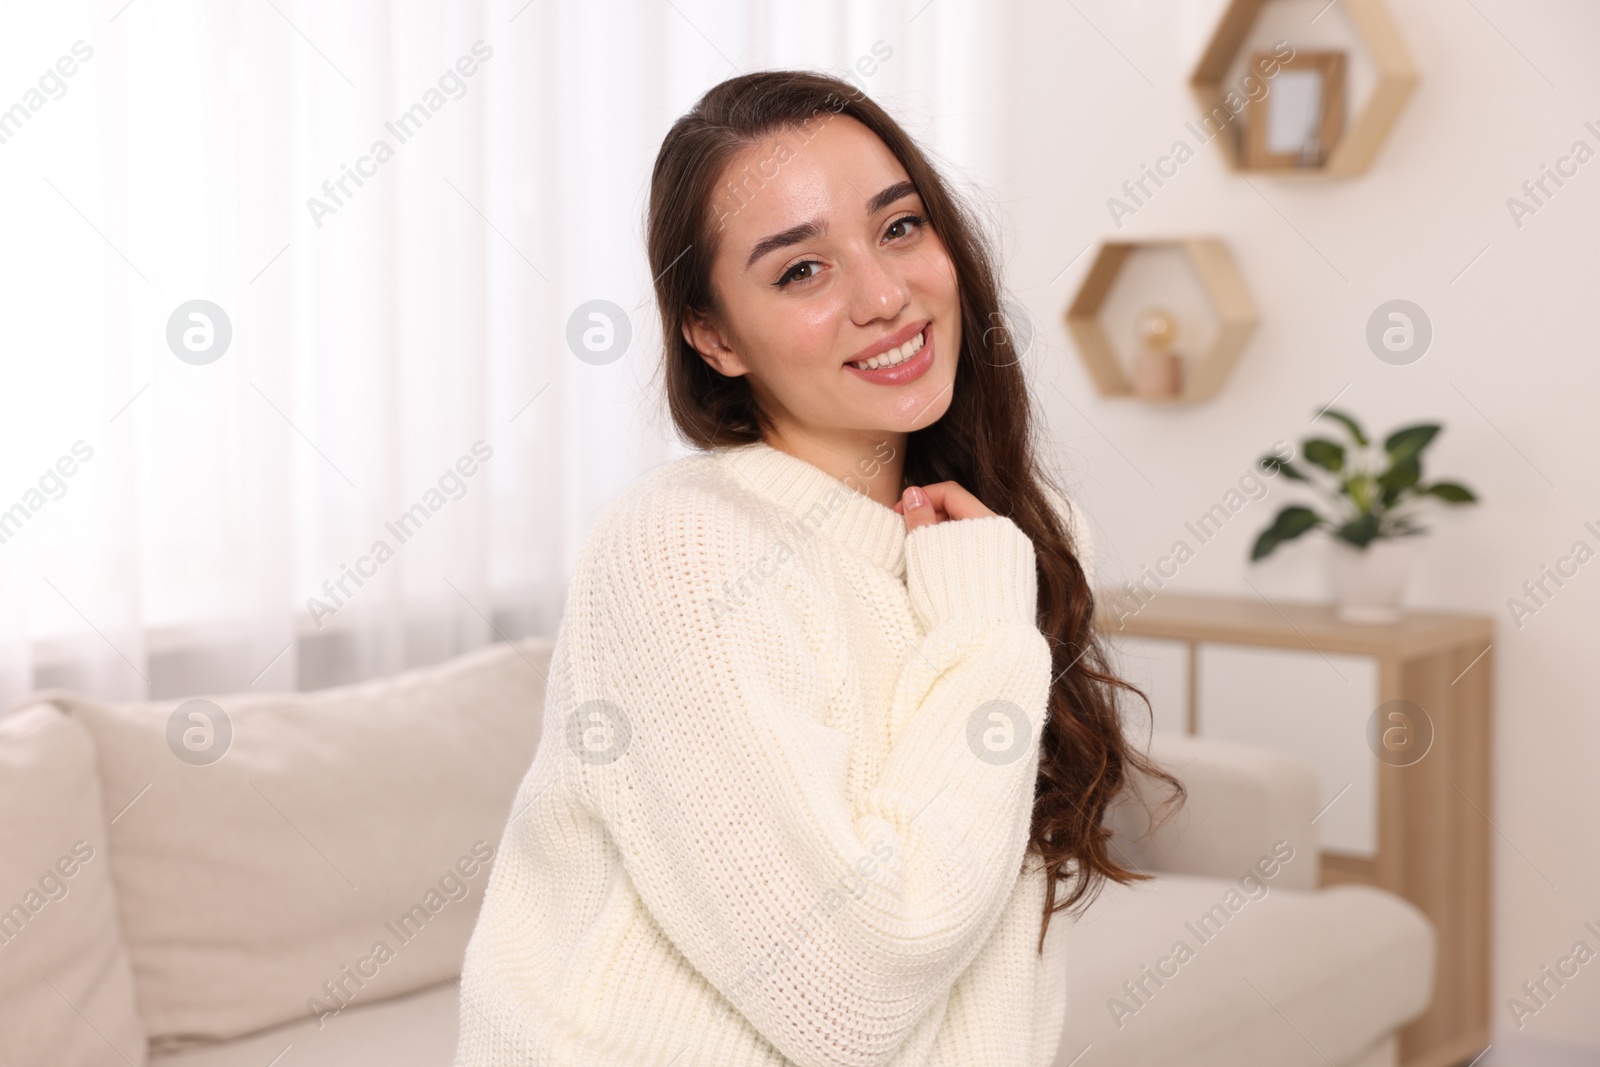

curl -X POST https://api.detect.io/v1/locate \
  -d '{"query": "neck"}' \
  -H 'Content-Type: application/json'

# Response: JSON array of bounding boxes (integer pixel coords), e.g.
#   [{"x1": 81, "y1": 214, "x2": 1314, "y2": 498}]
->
[{"x1": 763, "y1": 425, "x2": 908, "y2": 510}]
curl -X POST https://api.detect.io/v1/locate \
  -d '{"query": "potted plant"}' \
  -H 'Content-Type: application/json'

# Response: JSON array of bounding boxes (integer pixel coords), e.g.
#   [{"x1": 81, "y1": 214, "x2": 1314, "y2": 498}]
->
[{"x1": 1250, "y1": 409, "x2": 1479, "y2": 623}]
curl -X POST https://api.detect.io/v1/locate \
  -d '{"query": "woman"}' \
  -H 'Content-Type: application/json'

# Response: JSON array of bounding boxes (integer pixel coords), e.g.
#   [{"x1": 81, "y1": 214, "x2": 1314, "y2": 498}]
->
[{"x1": 455, "y1": 70, "x2": 1180, "y2": 1067}]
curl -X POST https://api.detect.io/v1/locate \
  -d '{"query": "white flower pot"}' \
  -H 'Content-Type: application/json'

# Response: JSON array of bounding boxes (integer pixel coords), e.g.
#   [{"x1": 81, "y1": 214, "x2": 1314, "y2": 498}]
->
[{"x1": 1329, "y1": 538, "x2": 1417, "y2": 624}]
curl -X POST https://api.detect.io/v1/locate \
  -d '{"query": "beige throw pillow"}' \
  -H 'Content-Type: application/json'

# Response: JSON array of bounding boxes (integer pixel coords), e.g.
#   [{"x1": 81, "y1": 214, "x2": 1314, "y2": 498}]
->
[{"x1": 34, "y1": 636, "x2": 551, "y2": 1051}]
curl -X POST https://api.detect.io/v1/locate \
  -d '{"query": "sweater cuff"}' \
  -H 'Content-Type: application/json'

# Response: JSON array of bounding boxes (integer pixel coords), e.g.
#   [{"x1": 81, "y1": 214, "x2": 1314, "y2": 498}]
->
[{"x1": 903, "y1": 515, "x2": 1039, "y2": 630}]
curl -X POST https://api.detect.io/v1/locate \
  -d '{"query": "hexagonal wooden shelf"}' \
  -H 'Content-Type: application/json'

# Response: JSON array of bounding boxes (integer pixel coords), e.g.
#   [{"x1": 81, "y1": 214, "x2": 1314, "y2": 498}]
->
[
  {"x1": 1191, "y1": 0, "x2": 1417, "y2": 177},
  {"x1": 1064, "y1": 238, "x2": 1258, "y2": 405}
]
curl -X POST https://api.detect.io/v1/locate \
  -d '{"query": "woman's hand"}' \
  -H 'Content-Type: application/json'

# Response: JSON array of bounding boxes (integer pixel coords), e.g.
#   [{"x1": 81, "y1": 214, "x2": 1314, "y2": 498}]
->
[{"x1": 892, "y1": 482, "x2": 997, "y2": 532}]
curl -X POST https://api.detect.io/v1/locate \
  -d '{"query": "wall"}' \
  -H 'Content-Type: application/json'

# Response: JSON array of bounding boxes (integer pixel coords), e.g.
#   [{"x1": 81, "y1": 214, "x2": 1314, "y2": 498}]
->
[{"x1": 1001, "y1": 0, "x2": 1600, "y2": 1052}]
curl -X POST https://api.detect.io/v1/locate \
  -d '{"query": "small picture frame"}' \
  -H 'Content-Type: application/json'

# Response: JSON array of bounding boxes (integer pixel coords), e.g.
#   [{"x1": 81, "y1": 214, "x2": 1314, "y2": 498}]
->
[{"x1": 1244, "y1": 50, "x2": 1346, "y2": 169}]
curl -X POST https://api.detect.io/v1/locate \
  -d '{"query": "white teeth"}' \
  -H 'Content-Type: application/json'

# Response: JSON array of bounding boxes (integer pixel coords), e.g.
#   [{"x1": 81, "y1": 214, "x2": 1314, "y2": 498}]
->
[{"x1": 852, "y1": 328, "x2": 925, "y2": 370}]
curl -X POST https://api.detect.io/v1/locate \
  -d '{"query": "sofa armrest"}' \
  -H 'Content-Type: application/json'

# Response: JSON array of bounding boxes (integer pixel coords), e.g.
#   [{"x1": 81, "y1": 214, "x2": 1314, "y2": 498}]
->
[{"x1": 1105, "y1": 731, "x2": 1321, "y2": 890}]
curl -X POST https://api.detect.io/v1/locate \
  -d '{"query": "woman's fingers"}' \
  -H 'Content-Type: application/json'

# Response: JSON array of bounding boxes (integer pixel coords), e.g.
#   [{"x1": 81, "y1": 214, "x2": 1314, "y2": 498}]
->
[
  {"x1": 897, "y1": 481, "x2": 995, "y2": 531},
  {"x1": 899, "y1": 484, "x2": 940, "y2": 532},
  {"x1": 915, "y1": 481, "x2": 995, "y2": 522}
]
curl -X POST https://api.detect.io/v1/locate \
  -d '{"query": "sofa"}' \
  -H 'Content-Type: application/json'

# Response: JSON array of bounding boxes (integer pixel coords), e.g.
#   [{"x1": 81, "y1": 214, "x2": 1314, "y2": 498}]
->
[{"x1": 0, "y1": 635, "x2": 1436, "y2": 1067}]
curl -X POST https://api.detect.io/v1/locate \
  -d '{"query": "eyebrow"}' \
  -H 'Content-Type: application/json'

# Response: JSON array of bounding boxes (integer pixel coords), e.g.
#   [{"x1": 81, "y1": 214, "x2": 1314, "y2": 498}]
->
[{"x1": 743, "y1": 180, "x2": 920, "y2": 271}]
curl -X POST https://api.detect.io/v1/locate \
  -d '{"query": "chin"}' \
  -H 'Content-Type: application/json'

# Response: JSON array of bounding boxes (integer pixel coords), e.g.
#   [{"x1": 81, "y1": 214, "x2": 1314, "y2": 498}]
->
[{"x1": 890, "y1": 379, "x2": 956, "y2": 431}]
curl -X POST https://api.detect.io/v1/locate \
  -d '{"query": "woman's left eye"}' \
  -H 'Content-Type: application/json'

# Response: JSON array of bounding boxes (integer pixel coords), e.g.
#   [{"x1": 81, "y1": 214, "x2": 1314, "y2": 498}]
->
[{"x1": 885, "y1": 214, "x2": 925, "y2": 241}]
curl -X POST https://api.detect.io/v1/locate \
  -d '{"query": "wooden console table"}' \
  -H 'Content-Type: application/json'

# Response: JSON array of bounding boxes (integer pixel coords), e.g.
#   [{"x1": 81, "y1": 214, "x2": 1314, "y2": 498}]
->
[{"x1": 1096, "y1": 592, "x2": 1494, "y2": 1067}]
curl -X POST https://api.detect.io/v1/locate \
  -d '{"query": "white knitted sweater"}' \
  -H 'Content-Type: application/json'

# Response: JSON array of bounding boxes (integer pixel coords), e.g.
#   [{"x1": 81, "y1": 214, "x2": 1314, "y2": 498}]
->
[{"x1": 454, "y1": 438, "x2": 1092, "y2": 1067}]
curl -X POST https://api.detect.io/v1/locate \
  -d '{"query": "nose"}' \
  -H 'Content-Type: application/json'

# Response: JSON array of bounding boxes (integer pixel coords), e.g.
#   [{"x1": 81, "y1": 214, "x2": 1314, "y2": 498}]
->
[{"x1": 847, "y1": 244, "x2": 911, "y2": 326}]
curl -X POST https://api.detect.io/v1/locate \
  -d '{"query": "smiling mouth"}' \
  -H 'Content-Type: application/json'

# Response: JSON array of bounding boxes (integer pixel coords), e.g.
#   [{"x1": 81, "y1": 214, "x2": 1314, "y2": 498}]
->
[{"x1": 848, "y1": 325, "x2": 927, "y2": 371}]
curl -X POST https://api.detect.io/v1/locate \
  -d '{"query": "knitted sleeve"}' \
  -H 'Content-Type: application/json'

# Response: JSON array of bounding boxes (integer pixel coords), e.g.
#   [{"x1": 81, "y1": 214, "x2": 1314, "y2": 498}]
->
[{"x1": 563, "y1": 483, "x2": 1053, "y2": 1067}]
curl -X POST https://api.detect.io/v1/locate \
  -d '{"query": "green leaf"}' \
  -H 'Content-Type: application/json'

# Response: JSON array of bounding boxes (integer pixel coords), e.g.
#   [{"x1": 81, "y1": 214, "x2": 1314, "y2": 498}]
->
[
  {"x1": 1377, "y1": 458, "x2": 1421, "y2": 506},
  {"x1": 1422, "y1": 481, "x2": 1477, "y2": 503},
  {"x1": 1342, "y1": 472, "x2": 1379, "y2": 513},
  {"x1": 1384, "y1": 424, "x2": 1440, "y2": 466},
  {"x1": 1251, "y1": 505, "x2": 1322, "y2": 561},
  {"x1": 1316, "y1": 408, "x2": 1369, "y2": 446},
  {"x1": 1303, "y1": 438, "x2": 1346, "y2": 474},
  {"x1": 1259, "y1": 455, "x2": 1309, "y2": 481},
  {"x1": 1335, "y1": 512, "x2": 1382, "y2": 548},
  {"x1": 1379, "y1": 458, "x2": 1421, "y2": 488},
  {"x1": 1382, "y1": 457, "x2": 1420, "y2": 495}
]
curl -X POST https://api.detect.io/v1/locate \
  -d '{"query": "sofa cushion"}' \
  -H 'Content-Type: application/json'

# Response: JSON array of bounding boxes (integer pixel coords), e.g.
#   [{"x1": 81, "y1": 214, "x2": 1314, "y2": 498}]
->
[
  {"x1": 148, "y1": 979, "x2": 459, "y2": 1067},
  {"x1": 31, "y1": 636, "x2": 552, "y2": 1051},
  {"x1": 145, "y1": 875, "x2": 1430, "y2": 1067},
  {"x1": 0, "y1": 701, "x2": 148, "y2": 1067},
  {"x1": 1055, "y1": 872, "x2": 1435, "y2": 1066},
  {"x1": 1106, "y1": 731, "x2": 1322, "y2": 890}
]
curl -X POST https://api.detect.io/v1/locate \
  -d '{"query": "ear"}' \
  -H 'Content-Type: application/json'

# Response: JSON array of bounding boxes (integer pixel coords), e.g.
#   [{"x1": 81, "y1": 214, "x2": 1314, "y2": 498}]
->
[{"x1": 682, "y1": 308, "x2": 750, "y2": 378}]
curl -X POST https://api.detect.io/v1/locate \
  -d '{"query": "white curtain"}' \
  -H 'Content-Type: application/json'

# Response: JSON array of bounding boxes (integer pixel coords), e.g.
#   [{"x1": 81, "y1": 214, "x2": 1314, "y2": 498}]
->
[{"x1": 0, "y1": 0, "x2": 1007, "y2": 704}]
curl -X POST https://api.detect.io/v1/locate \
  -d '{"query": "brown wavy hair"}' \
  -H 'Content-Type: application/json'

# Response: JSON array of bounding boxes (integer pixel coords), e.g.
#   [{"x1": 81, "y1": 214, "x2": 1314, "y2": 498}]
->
[{"x1": 644, "y1": 69, "x2": 1184, "y2": 951}]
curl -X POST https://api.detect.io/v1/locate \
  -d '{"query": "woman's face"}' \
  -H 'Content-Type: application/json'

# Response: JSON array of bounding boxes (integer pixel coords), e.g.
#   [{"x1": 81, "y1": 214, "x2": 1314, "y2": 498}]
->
[{"x1": 685, "y1": 114, "x2": 961, "y2": 443}]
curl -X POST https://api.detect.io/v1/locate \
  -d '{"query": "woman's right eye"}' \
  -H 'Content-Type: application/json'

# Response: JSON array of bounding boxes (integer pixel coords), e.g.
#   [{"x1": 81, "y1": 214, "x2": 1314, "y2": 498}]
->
[{"x1": 775, "y1": 260, "x2": 819, "y2": 289}]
